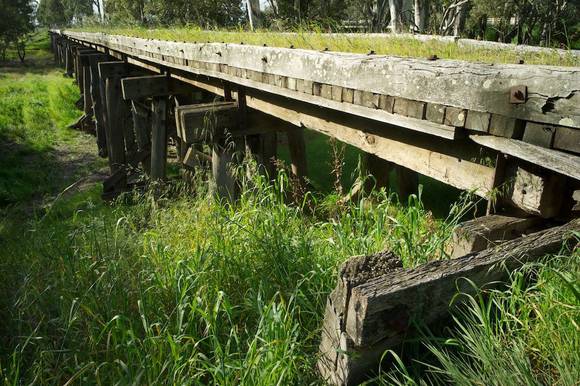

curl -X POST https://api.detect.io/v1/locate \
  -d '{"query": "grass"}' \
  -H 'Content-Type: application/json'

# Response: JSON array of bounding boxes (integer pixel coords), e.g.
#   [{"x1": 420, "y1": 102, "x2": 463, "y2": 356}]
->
[
  {"x1": 73, "y1": 26, "x2": 579, "y2": 66},
  {"x1": 378, "y1": 247, "x2": 580, "y2": 385},
  {"x1": 0, "y1": 32, "x2": 578, "y2": 385},
  {"x1": 0, "y1": 32, "x2": 104, "y2": 206}
]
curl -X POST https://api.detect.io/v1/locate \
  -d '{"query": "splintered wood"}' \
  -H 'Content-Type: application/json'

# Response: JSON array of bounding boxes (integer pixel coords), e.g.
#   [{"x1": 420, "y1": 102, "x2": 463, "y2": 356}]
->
[{"x1": 318, "y1": 219, "x2": 580, "y2": 385}]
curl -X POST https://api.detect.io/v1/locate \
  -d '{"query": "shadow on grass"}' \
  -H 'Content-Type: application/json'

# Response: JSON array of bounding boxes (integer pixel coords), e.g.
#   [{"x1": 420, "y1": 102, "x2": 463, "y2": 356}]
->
[{"x1": 0, "y1": 133, "x2": 99, "y2": 207}]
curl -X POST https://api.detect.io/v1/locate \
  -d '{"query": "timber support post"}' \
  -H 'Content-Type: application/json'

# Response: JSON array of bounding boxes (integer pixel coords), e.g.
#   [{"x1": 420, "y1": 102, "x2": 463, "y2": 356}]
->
[
  {"x1": 121, "y1": 74, "x2": 192, "y2": 181},
  {"x1": 98, "y1": 61, "x2": 130, "y2": 196},
  {"x1": 150, "y1": 96, "x2": 168, "y2": 181},
  {"x1": 365, "y1": 153, "x2": 391, "y2": 192},
  {"x1": 88, "y1": 54, "x2": 111, "y2": 157},
  {"x1": 286, "y1": 128, "x2": 308, "y2": 181}
]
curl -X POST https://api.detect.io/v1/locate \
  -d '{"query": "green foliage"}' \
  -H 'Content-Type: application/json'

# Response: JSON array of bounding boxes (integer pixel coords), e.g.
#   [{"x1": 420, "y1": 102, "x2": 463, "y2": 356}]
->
[
  {"x1": 102, "y1": 0, "x2": 244, "y2": 26},
  {"x1": 37, "y1": 0, "x2": 95, "y2": 27},
  {"x1": 0, "y1": 40, "x2": 95, "y2": 204},
  {"x1": 0, "y1": 0, "x2": 35, "y2": 61}
]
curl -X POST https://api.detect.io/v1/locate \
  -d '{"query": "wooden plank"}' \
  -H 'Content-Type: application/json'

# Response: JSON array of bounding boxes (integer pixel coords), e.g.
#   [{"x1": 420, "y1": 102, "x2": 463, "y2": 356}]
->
[
  {"x1": 82, "y1": 64, "x2": 93, "y2": 120},
  {"x1": 522, "y1": 122, "x2": 555, "y2": 148},
  {"x1": 61, "y1": 30, "x2": 580, "y2": 129},
  {"x1": 88, "y1": 54, "x2": 110, "y2": 157},
  {"x1": 104, "y1": 77, "x2": 127, "y2": 186},
  {"x1": 150, "y1": 97, "x2": 168, "y2": 180},
  {"x1": 465, "y1": 110, "x2": 490, "y2": 132},
  {"x1": 378, "y1": 95, "x2": 395, "y2": 113},
  {"x1": 444, "y1": 107, "x2": 466, "y2": 127},
  {"x1": 553, "y1": 126, "x2": 580, "y2": 154},
  {"x1": 245, "y1": 90, "x2": 495, "y2": 197},
  {"x1": 425, "y1": 103, "x2": 445, "y2": 124},
  {"x1": 319, "y1": 219, "x2": 580, "y2": 385},
  {"x1": 347, "y1": 219, "x2": 580, "y2": 347},
  {"x1": 449, "y1": 215, "x2": 542, "y2": 258},
  {"x1": 489, "y1": 114, "x2": 524, "y2": 138},
  {"x1": 122, "y1": 75, "x2": 169, "y2": 100},
  {"x1": 176, "y1": 102, "x2": 238, "y2": 143},
  {"x1": 470, "y1": 134, "x2": 580, "y2": 181},
  {"x1": 130, "y1": 101, "x2": 151, "y2": 174},
  {"x1": 98, "y1": 61, "x2": 128, "y2": 79},
  {"x1": 507, "y1": 162, "x2": 566, "y2": 218}
]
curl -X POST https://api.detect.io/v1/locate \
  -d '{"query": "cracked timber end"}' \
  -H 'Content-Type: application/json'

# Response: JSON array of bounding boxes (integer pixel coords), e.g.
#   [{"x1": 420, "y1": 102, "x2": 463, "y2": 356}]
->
[
  {"x1": 318, "y1": 219, "x2": 580, "y2": 385},
  {"x1": 318, "y1": 252, "x2": 403, "y2": 386}
]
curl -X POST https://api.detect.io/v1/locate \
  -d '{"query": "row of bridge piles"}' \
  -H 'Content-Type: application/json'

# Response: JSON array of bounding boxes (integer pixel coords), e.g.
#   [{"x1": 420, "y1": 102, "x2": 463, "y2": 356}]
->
[
  {"x1": 50, "y1": 33, "x2": 421, "y2": 201},
  {"x1": 50, "y1": 34, "x2": 315, "y2": 199}
]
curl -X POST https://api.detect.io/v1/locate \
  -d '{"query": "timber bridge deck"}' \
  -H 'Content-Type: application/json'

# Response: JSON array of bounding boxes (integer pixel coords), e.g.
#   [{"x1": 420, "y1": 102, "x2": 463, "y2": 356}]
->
[{"x1": 49, "y1": 30, "x2": 580, "y2": 385}]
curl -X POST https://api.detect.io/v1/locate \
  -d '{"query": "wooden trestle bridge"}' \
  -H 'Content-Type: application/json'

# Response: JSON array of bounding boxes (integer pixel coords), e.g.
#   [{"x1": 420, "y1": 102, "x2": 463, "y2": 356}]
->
[{"x1": 49, "y1": 30, "x2": 580, "y2": 385}]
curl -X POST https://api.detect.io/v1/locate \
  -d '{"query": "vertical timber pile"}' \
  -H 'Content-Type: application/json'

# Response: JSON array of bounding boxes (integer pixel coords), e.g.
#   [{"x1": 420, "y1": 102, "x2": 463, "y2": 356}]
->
[
  {"x1": 286, "y1": 128, "x2": 308, "y2": 181},
  {"x1": 130, "y1": 101, "x2": 152, "y2": 175},
  {"x1": 121, "y1": 74, "x2": 186, "y2": 181},
  {"x1": 151, "y1": 96, "x2": 168, "y2": 181},
  {"x1": 88, "y1": 54, "x2": 110, "y2": 157},
  {"x1": 98, "y1": 61, "x2": 130, "y2": 193}
]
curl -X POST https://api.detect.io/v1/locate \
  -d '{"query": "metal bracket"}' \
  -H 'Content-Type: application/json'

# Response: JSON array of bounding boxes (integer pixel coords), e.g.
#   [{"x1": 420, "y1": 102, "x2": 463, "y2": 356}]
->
[{"x1": 510, "y1": 85, "x2": 527, "y2": 104}]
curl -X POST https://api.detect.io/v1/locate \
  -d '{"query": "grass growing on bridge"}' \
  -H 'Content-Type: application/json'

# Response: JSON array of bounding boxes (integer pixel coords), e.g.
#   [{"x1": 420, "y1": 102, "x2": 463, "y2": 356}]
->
[
  {"x1": 74, "y1": 26, "x2": 579, "y2": 66},
  {"x1": 1, "y1": 34, "x2": 578, "y2": 385}
]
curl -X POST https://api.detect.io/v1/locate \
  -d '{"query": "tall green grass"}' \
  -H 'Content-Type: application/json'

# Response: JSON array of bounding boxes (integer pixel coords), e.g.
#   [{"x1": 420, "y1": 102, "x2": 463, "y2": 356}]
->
[
  {"x1": 0, "y1": 66, "x2": 88, "y2": 205},
  {"x1": 0, "y1": 168, "x2": 474, "y2": 384},
  {"x1": 378, "y1": 245, "x2": 580, "y2": 385},
  {"x1": 74, "y1": 26, "x2": 579, "y2": 66}
]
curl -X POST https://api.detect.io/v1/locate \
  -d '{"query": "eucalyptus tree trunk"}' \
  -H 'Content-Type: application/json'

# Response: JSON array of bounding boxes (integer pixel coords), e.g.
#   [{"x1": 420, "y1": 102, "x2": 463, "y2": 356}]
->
[
  {"x1": 413, "y1": 0, "x2": 426, "y2": 32},
  {"x1": 388, "y1": 0, "x2": 399, "y2": 33},
  {"x1": 453, "y1": 2, "x2": 464, "y2": 36}
]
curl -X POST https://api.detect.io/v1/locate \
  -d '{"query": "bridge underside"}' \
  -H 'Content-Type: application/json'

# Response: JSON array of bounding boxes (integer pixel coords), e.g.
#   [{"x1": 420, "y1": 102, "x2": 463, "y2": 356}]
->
[{"x1": 50, "y1": 31, "x2": 580, "y2": 218}]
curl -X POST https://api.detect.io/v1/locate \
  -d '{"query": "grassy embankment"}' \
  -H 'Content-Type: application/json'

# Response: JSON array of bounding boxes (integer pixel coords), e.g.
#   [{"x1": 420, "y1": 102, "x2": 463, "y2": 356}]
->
[
  {"x1": 75, "y1": 26, "x2": 579, "y2": 66},
  {"x1": 0, "y1": 33, "x2": 578, "y2": 384}
]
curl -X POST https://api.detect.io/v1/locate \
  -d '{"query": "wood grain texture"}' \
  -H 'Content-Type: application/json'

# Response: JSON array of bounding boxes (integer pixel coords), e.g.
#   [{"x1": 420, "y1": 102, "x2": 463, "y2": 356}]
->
[
  {"x1": 61, "y1": 31, "x2": 580, "y2": 129},
  {"x1": 470, "y1": 134, "x2": 580, "y2": 180},
  {"x1": 345, "y1": 218, "x2": 579, "y2": 348}
]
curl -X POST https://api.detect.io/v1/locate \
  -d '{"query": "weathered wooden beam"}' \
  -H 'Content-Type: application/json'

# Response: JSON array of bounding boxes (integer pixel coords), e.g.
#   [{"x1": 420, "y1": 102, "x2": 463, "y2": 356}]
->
[
  {"x1": 175, "y1": 102, "x2": 238, "y2": 144},
  {"x1": 470, "y1": 134, "x2": 580, "y2": 181},
  {"x1": 286, "y1": 128, "x2": 308, "y2": 180},
  {"x1": 506, "y1": 161, "x2": 567, "y2": 218},
  {"x1": 130, "y1": 101, "x2": 152, "y2": 174},
  {"x1": 122, "y1": 75, "x2": 169, "y2": 100},
  {"x1": 65, "y1": 42, "x2": 74, "y2": 77},
  {"x1": 150, "y1": 97, "x2": 168, "y2": 181},
  {"x1": 318, "y1": 218, "x2": 580, "y2": 385},
  {"x1": 99, "y1": 61, "x2": 130, "y2": 189},
  {"x1": 448, "y1": 215, "x2": 543, "y2": 257},
  {"x1": 82, "y1": 62, "x2": 93, "y2": 127},
  {"x1": 553, "y1": 126, "x2": 580, "y2": 154},
  {"x1": 88, "y1": 54, "x2": 110, "y2": 157},
  {"x1": 121, "y1": 75, "x2": 192, "y2": 100},
  {"x1": 59, "y1": 31, "x2": 580, "y2": 129}
]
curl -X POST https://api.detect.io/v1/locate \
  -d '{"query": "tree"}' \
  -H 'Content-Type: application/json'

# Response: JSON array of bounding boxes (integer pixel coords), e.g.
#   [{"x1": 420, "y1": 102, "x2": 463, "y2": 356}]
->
[
  {"x1": 37, "y1": 0, "x2": 94, "y2": 27},
  {"x1": 0, "y1": 0, "x2": 34, "y2": 62},
  {"x1": 37, "y1": 0, "x2": 67, "y2": 27}
]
